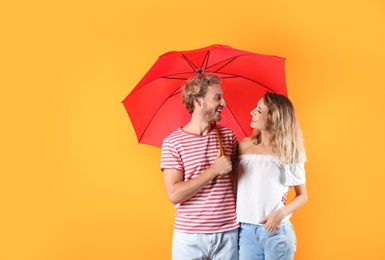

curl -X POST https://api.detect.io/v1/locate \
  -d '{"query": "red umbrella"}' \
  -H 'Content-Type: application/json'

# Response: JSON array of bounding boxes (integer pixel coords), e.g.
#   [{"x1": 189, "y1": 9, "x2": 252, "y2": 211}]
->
[{"x1": 122, "y1": 44, "x2": 287, "y2": 148}]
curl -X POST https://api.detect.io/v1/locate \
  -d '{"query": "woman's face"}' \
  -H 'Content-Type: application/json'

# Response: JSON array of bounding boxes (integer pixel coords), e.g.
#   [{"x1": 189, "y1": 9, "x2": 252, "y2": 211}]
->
[{"x1": 250, "y1": 97, "x2": 269, "y2": 130}]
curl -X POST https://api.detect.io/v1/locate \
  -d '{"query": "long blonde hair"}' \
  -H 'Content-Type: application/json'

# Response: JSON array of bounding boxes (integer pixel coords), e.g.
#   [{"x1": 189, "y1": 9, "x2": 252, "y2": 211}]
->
[{"x1": 251, "y1": 92, "x2": 307, "y2": 164}]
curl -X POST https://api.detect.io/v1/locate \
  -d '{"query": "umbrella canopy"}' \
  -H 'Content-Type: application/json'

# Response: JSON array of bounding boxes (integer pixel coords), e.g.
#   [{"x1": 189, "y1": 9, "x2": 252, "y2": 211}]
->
[{"x1": 123, "y1": 44, "x2": 287, "y2": 147}]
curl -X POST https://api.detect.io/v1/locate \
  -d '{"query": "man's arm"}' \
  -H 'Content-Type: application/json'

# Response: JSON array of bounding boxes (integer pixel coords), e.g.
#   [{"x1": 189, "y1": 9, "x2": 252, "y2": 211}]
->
[{"x1": 163, "y1": 151, "x2": 232, "y2": 205}]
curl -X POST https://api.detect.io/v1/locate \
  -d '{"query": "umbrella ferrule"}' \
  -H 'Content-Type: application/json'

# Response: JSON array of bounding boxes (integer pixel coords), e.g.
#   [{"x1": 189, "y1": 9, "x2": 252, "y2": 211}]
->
[{"x1": 197, "y1": 68, "x2": 205, "y2": 74}]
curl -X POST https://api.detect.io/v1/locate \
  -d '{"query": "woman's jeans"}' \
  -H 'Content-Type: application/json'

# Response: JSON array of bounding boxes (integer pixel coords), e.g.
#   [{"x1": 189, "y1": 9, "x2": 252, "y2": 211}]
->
[{"x1": 239, "y1": 221, "x2": 296, "y2": 260}]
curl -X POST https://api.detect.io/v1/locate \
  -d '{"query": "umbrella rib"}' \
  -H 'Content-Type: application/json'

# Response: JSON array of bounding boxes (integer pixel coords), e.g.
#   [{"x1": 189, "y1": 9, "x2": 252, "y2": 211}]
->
[
  {"x1": 206, "y1": 56, "x2": 284, "y2": 93},
  {"x1": 138, "y1": 85, "x2": 184, "y2": 142},
  {"x1": 162, "y1": 75, "x2": 191, "y2": 80},
  {"x1": 205, "y1": 56, "x2": 279, "y2": 93},
  {"x1": 181, "y1": 50, "x2": 212, "y2": 73},
  {"x1": 225, "y1": 105, "x2": 248, "y2": 139},
  {"x1": 210, "y1": 57, "x2": 236, "y2": 73},
  {"x1": 181, "y1": 54, "x2": 199, "y2": 72},
  {"x1": 201, "y1": 51, "x2": 210, "y2": 71},
  {"x1": 217, "y1": 73, "x2": 279, "y2": 93}
]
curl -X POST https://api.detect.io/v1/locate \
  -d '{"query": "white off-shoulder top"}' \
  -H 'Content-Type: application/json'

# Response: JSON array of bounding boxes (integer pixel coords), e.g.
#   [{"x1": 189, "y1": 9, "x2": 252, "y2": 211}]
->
[{"x1": 236, "y1": 154, "x2": 306, "y2": 225}]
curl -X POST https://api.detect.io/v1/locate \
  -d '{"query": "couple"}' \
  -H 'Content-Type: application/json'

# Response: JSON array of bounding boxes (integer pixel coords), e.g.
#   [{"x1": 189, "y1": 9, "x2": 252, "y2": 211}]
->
[{"x1": 160, "y1": 74, "x2": 307, "y2": 260}]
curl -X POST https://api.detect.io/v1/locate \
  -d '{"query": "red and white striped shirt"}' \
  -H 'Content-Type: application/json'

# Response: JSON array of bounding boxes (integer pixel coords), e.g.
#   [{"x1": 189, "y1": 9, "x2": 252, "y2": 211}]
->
[{"x1": 161, "y1": 126, "x2": 239, "y2": 233}]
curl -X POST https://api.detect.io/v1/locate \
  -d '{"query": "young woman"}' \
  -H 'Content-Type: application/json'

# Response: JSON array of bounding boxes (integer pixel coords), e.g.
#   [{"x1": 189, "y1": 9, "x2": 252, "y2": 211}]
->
[{"x1": 236, "y1": 92, "x2": 308, "y2": 260}]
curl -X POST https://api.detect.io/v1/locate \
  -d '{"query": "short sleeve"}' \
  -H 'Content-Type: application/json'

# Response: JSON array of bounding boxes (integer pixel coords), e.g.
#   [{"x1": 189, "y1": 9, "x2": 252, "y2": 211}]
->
[
  {"x1": 160, "y1": 138, "x2": 183, "y2": 172},
  {"x1": 284, "y1": 162, "x2": 306, "y2": 186}
]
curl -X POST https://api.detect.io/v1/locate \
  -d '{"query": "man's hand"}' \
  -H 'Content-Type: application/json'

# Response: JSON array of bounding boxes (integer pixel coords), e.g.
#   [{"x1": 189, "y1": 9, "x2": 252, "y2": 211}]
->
[{"x1": 210, "y1": 150, "x2": 232, "y2": 177}]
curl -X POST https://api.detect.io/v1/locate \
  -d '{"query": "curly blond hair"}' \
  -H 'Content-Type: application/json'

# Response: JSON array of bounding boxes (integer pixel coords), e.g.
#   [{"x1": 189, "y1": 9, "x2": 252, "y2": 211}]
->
[{"x1": 182, "y1": 73, "x2": 221, "y2": 114}]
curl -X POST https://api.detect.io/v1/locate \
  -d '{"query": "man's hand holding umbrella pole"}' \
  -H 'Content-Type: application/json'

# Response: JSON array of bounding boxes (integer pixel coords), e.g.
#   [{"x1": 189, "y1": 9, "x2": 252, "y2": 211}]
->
[
  {"x1": 213, "y1": 121, "x2": 227, "y2": 179},
  {"x1": 211, "y1": 148, "x2": 232, "y2": 180}
]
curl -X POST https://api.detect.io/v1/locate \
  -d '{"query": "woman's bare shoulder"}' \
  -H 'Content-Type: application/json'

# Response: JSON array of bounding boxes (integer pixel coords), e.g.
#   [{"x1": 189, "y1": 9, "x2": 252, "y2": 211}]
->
[{"x1": 238, "y1": 137, "x2": 253, "y2": 154}]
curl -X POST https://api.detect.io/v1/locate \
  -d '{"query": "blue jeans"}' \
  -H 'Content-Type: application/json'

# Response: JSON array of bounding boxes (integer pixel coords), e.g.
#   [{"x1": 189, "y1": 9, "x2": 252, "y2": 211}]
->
[
  {"x1": 239, "y1": 221, "x2": 296, "y2": 260},
  {"x1": 172, "y1": 228, "x2": 239, "y2": 260}
]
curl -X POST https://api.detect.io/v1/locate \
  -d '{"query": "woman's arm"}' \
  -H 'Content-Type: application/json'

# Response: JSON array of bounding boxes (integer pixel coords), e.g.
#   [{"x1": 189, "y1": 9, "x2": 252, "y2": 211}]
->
[{"x1": 259, "y1": 184, "x2": 308, "y2": 232}]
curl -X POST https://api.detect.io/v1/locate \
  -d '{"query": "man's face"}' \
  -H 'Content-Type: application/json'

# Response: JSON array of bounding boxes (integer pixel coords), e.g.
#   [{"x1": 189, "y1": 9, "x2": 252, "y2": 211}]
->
[{"x1": 200, "y1": 84, "x2": 226, "y2": 122}]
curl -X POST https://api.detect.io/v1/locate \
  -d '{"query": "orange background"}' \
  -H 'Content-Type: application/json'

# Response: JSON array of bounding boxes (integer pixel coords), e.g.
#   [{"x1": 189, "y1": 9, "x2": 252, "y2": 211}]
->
[{"x1": 1, "y1": 0, "x2": 385, "y2": 259}]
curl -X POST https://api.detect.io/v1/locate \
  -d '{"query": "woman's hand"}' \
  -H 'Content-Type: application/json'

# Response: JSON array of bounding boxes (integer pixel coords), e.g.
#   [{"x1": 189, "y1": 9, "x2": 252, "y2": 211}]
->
[{"x1": 259, "y1": 208, "x2": 286, "y2": 232}]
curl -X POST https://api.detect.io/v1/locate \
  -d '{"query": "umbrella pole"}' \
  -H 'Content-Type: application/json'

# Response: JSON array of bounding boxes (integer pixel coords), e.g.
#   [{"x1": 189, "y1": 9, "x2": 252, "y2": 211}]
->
[{"x1": 213, "y1": 122, "x2": 225, "y2": 179}]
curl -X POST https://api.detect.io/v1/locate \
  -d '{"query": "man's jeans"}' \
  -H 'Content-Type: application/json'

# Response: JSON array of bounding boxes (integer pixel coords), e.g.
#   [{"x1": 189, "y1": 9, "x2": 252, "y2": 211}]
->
[{"x1": 172, "y1": 228, "x2": 238, "y2": 260}]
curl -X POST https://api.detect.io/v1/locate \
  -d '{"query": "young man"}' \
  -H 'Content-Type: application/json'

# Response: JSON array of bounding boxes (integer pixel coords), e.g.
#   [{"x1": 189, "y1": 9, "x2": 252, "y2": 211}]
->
[{"x1": 161, "y1": 73, "x2": 239, "y2": 260}]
